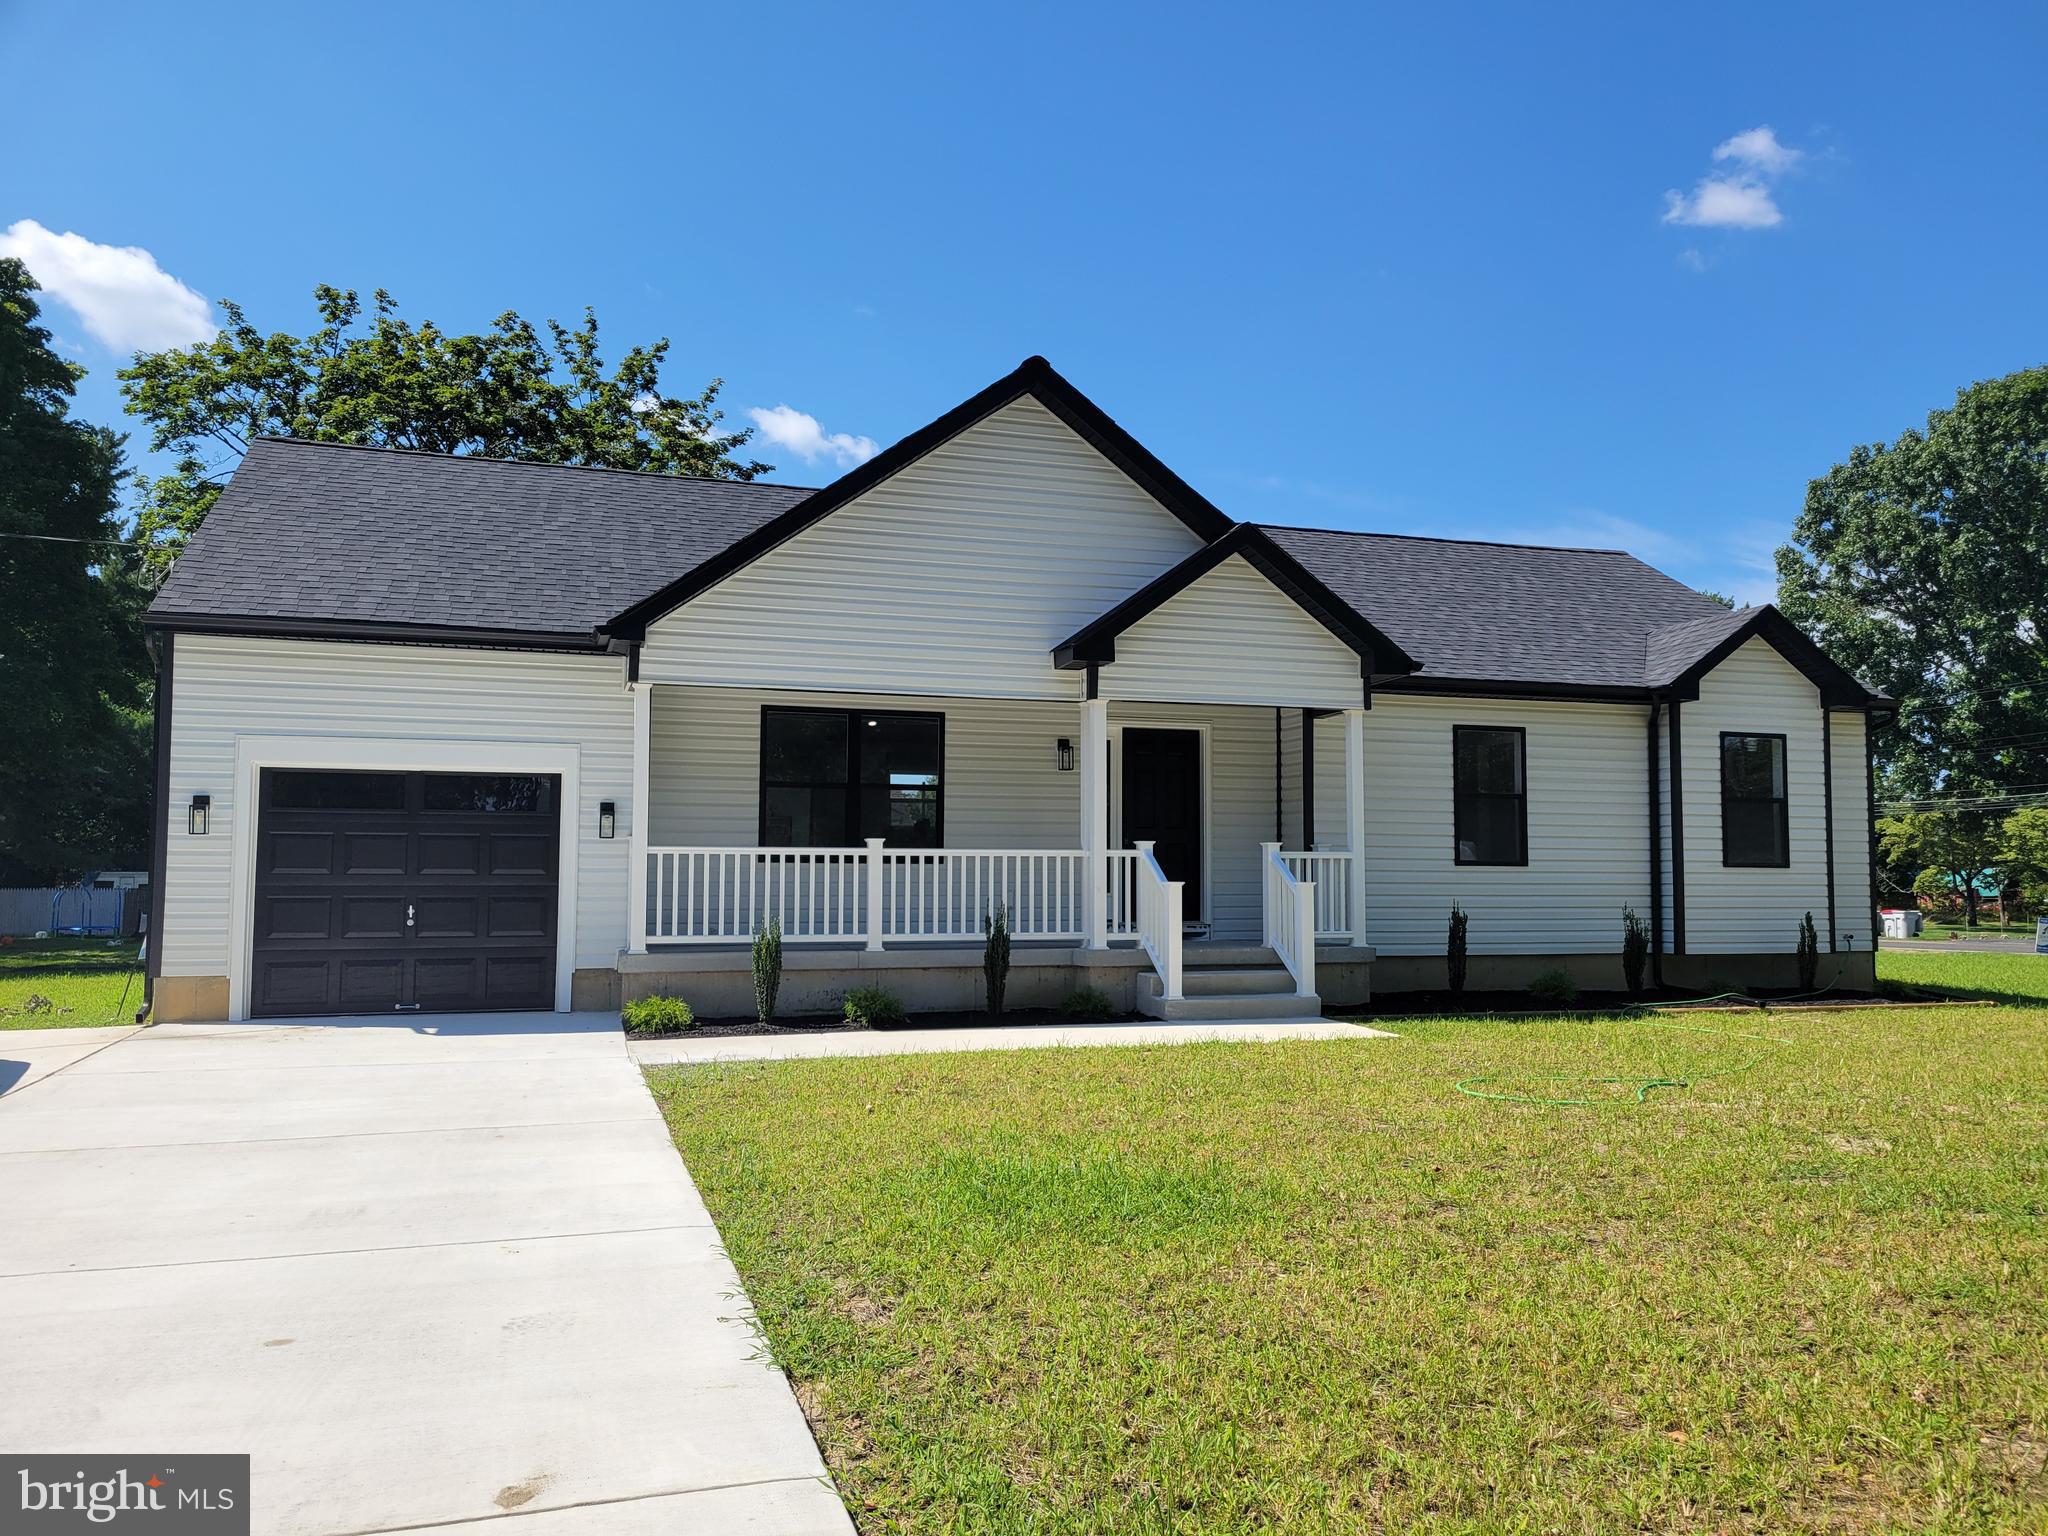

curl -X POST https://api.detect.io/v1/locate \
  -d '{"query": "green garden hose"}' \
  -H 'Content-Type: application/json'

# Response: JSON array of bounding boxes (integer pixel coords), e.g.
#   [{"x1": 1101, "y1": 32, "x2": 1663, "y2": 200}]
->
[{"x1": 1454, "y1": 1014, "x2": 1794, "y2": 1108}]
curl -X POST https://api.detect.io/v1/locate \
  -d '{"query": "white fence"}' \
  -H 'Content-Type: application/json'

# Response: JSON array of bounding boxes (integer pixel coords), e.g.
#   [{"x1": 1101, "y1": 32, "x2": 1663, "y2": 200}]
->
[
  {"x1": 1279, "y1": 850, "x2": 1353, "y2": 938},
  {"x1": 644, "y1": 842, "x2": 1140, "y2": 947},
  {"x1": 1132, "y1": 841, "x2": 1184, "y2": 1000},
  {"x1": 1261, "y1": 843, "x2": 1319, "y2": 997}
]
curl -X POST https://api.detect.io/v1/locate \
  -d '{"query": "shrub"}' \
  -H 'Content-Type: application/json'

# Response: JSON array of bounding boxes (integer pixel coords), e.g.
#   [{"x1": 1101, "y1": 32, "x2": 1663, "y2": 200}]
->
[
  {"x1": 842, "y1": 984, "x2": 907, "y2": 1029},
  {"x1": 752, "y1": 917, "x2": 783, "y2": 1024},
  {"x1": 1446, "y1": 903, "x2": 1469, "y2": 999},
  {"x1": 1796, "y1": 910, "x2": 1820, "y2": 992},
  {"x1": 1529, "y1": 968, "x2": 1579, "y2": 1008},
  {"x1": 622, "y1": 994, "x2": 695, "y2": 1035},
  {"x1": 1058, "y1": 985, "x2": 1116, "y2": 1022},
  {"x1": 1621, "y1": 904, "x2": 1650, "y2": 996},
  {"x1": 983, "y1": 901, "x2": 1012, "y2": 1015}
]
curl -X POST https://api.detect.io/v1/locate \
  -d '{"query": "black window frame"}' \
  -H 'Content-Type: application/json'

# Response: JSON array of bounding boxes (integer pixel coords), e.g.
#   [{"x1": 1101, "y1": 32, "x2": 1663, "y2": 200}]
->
[
  {"x1": 757, "y1": 705, "x2": 946, "y2": 849},
  {"x1": 1719, "y1": 731, "x2": 1790, "y2": 868},
  {"x1": 1452, "y1": 724, "x2": 1529, "y2": 867}
]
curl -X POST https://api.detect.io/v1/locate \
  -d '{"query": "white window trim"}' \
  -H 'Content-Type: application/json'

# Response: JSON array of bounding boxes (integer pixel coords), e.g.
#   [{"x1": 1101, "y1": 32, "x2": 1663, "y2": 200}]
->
[{"x1": 226, "y1": 735, "x2": 584, "y2": 1022}]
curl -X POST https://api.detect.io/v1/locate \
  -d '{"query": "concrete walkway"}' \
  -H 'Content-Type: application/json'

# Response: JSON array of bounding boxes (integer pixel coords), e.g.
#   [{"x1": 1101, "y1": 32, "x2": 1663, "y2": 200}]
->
[
  {"x1": 632, "y1": 1016, "x2": 1391, "y2": 1065},
  {"x1": 0, "y1": 1012, "x2": 851, "y2": 1536}
]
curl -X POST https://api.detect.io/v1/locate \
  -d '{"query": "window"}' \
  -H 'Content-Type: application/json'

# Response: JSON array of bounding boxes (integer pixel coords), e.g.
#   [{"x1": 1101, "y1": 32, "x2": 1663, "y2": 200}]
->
[
  {"x1": 423, "y1": 774, "x2": 554, "y2": 814},
  {"x1": 1453, "y1": 725, "x2": 1527, "y2": 865},
  {"x1": 760, "y1": 708, "x2": 943, "y2": 848},
  {"x1": 1721, "y1": 733, "x2": 1789, "y2": 866},
  {"x1": 269, "y1": 770, "x2": 406, "y2": 811}
]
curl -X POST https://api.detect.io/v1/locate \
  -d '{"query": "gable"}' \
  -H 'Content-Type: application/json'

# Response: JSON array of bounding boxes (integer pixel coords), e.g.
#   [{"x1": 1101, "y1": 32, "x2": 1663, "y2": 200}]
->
[
  {"x1": 1101, "y1": 553, "x2": 1367, "y2": 707},
  {"x1": 636, "y1": 396, "x2": 1208, "y2": 699}
]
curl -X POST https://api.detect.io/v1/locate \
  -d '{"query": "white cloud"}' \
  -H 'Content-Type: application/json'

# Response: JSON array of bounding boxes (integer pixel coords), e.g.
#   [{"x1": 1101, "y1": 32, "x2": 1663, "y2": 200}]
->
[
  {"x1": 0, "y1": 219, "x2": 215, "y2": 352},
  {"x1": 745, "y1": 403, "x2": 878, "y2": 467},
  {"x1": 1713, "y1": 125, "x2": 1803, "y2": 175},
  {"x1": 1661, "y1": 125, "x2": 1803, "y2": 230}
]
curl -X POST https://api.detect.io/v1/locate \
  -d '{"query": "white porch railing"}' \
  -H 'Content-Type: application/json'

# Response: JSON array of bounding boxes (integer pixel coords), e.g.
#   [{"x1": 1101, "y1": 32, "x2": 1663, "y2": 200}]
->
[
  {"x1": 1132, "y1": 840, "x2": 1184, "y2": 1000},
  {"x1": 644, "y1": 841, "x2": 1140, "y2": 947},
  {"x1": 1262, "y1": 842, "x2": 1318, "y2": 997},
  {"x1": 1280, "y1": 849, "x2": 1353, "y2": 938}
]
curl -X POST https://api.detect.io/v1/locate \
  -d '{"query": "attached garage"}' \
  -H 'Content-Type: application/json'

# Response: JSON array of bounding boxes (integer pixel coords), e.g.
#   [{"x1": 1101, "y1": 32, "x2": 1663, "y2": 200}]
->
[{"x1": 250, "y1": 768, "x2": 561, "y2": 1017}]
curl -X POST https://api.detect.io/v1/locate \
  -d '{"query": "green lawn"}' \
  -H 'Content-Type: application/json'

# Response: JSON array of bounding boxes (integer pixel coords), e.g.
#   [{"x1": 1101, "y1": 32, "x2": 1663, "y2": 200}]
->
[
  {"x1": 649, "y1": 973, "x2": 2046, "y2": 1532},
  {"x1": 1880, "y1": 947, "x2": 2048, "y2": 1006},
  {"x1": 0, "y1": 936, "x2": 146, "y2": 1028}
]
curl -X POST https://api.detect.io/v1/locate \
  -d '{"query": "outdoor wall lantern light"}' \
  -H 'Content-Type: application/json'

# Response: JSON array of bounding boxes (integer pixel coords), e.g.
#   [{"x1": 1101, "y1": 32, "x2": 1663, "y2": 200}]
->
[
  {"x1": 1056, "y1": 738, "x2": 1075, "y2": 772},
  {"x1": 598, "y1": 800, "x2": 617, "y2": 839},
  {"x1": 188, "y1": 793, "x2": 211, "y2": 836}
]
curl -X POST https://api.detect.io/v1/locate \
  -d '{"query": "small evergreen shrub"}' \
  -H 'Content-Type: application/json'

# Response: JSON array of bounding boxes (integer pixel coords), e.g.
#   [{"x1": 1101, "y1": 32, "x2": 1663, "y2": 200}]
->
[
  {"x1": 1621, "y1": 904, "x2": 1650, "y2": 996},
  {"x1": 1058, "y1": 985, "x2": 1116, "y2": 1022},
  {"x1": 1446, "y1": 903, "x2": 1469, "y2": 999},
  {"x1": 842, "y1": 984, "x2": 907, "y2": 1029},
  {"x1": 1796, "y1": 910, "x2": 1820, "y2": 992},
  {"x1": 622, "y1": 994, "x2": 695, "y2": 1035},
  {"x1": 752, "y1": 917, "x2": 783, "y2": 1024},
  {"x1": 983, "y1": 902, "x2": 1012, "y2": 1015},
  {"x1": 1529, "y1": 968, "x2": 1579, "y2": 1008}
]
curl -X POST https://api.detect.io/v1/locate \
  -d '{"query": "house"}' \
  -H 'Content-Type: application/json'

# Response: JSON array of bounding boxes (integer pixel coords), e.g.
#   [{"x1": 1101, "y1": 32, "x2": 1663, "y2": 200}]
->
[{"x1": 140, "y1": 357, "x2": 1892, "y2": 1023}]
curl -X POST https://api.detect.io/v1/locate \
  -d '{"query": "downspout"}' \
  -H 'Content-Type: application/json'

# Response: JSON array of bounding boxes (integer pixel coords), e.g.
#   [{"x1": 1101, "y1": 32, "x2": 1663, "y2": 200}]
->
[
  {"x1": 143, "y1": 630, "x2": 175, "y2": 1022},
  {"x1": 1299, "y1": 708, "x2": 1316, "y2": 849},
  {"x1": 1822, "y1": 703, "x2": 1839, "y2": 951},
  {"x1": 1647, "y1": 695, "x2": 1665, "y2": 990},
  {"x1": 1272, "y1": 709, "x2": 1283, "y2": 844},
  {"x1": 1669, "y1": 698, "x2": 1687, "y2": 955},
  {"x1": 1866, "y1": 710, "x2": 1882, "y2": 952}
]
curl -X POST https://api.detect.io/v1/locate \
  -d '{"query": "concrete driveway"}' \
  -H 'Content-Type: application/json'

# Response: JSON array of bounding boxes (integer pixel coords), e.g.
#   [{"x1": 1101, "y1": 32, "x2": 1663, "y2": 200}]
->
[{"x1": 0, "y1": 1013, "x2": 850, "y2": 1535}]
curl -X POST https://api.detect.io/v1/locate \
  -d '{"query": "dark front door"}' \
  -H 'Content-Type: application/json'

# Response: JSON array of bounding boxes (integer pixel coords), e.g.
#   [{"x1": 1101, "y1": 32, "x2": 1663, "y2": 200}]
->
[
  {"x1": 250, "y1": 768, "x2": 560, "y2": 1017},
  {"x1": 1121, "y1": 728, "x2": 1203, "y2": 919}
]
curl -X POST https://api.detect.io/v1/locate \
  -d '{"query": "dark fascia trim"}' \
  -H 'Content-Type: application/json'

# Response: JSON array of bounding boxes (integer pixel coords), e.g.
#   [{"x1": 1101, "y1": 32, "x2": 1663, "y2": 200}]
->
[
  {"x1": 144, "y1": 611, "x2": 612, "y2": 655},
  {"x1": 604, "y1": 355, "x2": 1238, "y2": 637},
  {"x1": 1052, "y1": 523, "x2": 1421, "y2": 677},
  {"x1": 1373, "y1": 675, "x2": 1654, "y2": 705},
  {"x1": 1665, "y1": 605, "x2": 1892, "y2": 710}
]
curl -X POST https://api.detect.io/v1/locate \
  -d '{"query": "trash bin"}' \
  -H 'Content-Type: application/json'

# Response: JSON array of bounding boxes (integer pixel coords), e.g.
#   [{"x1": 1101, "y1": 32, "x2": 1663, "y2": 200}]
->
[{"x1": 1880, "y1": 909, "x2": 1922, "y2": 939}]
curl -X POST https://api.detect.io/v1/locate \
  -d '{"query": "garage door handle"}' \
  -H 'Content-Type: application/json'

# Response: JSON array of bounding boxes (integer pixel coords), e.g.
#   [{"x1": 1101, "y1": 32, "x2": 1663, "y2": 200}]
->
[{"x1": 405, "y1": 903, "x2": 416, "y2": 928}]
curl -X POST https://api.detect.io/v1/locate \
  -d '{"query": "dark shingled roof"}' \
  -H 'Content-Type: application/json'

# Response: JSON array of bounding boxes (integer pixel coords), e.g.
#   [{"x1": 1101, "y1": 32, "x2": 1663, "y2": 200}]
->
[
  {"x1": 1259, "y1": 524, "x2": 1733, "y2": 693},
  {"x1": 149, "y1": 437, "x2": 817, "y2": 645}
]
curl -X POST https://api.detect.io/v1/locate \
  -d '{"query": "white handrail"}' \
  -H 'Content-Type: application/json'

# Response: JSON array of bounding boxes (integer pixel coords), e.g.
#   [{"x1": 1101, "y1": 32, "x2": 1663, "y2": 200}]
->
[
  {"x1": 1280, "y1": 849, "x2": 1352, "y2": 938},
  {"x1": 1262, "y1": 842, "x2": 1318, "y2": 998},
  {"x1": 644, "y1": 844, "x2": 1141, "y2": 946},
  {"x1": 1133, "y1": 840, "x2": 1183, "y2": 1000}
]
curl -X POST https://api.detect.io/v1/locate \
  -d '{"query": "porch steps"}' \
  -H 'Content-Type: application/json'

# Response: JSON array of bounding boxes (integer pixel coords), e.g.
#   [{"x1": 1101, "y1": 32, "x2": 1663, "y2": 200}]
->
[{"x1": 1137, "y1": 946, "x2": 1323, "y2": 1021}]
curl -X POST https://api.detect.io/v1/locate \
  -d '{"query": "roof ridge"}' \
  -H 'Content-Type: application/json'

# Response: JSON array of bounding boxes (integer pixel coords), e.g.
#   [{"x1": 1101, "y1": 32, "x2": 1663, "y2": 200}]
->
[
  {"x1": 246, "y1": 435, "x2": 822, "y2": 493},
  {"x1": 1257, "y1": 521, "x2": 1633, "y2": 557}
]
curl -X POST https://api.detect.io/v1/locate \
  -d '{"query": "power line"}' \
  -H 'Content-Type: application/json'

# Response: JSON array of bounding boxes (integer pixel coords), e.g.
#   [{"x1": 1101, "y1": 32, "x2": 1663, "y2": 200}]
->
[{"x1": 0, "y1": 532, "x2": 161, "y2": 549}]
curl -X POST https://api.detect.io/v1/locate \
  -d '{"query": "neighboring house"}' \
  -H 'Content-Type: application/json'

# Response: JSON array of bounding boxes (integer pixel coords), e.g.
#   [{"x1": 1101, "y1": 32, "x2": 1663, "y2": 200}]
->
[{"x1": 141, "y1": 358, "x2": 1892, "y2": 1023}]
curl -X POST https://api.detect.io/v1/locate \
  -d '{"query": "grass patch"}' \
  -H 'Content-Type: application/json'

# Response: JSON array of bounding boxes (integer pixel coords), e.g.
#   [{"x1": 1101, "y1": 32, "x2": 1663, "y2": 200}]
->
[
  {"x1": 649, "y1": 1003, "x2": 2048, "y2": 1532},
  {"x1": 1879, "y1": 947, "x2": 2048, "y2": 1006},
  {"x1": 0, "y1": 936, "x2": 145, "y2": 1028}
]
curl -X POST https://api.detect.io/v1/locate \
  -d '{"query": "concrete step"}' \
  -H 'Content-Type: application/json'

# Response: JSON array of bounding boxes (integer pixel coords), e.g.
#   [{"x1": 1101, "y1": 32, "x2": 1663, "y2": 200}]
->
[
  {"x1": 1135, "y1": 988, "x2": 1324, "y2": 1022},
  {"x1": 1152, "y1": 966, "x2": 1298, "y2": 998},
  {"x1": 1179, "y1": 942, "x2": 1281, "y2": 967}
]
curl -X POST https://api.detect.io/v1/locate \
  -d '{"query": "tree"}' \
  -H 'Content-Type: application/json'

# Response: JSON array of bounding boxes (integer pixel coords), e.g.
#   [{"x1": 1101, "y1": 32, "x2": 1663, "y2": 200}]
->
[
  {"x1": 120, "y1": 286, "x2": 769, "y2": 577},
  {"x1": 1776, "y1": 366, "x2": 2048, "y2": 801},
  {"x1": 0, "y1": 259, "x2": 152, "y2": 883},
  {"x1": 1878, "y1": 810, "x2": 2004, "y2": 927}
]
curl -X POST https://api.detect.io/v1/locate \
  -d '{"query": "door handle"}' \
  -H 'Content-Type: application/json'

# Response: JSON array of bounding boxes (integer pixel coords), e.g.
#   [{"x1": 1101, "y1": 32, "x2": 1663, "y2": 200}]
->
[{"x1": 405, "y1": 903, "x2": 416, "y2": 928}]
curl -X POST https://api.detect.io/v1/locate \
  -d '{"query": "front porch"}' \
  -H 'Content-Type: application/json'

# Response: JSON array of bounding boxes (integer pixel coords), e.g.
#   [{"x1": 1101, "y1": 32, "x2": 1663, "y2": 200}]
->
[{"x1": 619, "y1": 685, "x2": 1374, "y2": 1015}]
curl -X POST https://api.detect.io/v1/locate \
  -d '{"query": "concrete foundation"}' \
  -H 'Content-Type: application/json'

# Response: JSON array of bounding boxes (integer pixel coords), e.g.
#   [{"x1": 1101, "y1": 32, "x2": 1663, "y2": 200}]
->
[
  {"x1": 1368, "y1": 948, "x2": 1876, "y2": 997},
  {"x1": 150, "y1": 973, "x2": 229, "y2": 1023},
  {"x1": 571, "y1": 967, "x2": 622, "y2": 1011}
]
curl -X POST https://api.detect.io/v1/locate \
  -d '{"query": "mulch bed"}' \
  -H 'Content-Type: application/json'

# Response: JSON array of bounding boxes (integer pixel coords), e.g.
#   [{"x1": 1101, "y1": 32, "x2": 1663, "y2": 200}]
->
[
  {"x1": 627, "y1": 1007, "x2": 1143, "y2": 1041},
  {"x1": 1357, "y1": 986, "x2": 1883, "y2": 1019}
]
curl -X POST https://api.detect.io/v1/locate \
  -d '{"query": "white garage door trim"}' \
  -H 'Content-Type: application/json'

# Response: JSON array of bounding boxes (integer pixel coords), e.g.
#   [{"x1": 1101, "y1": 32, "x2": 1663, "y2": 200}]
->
[{"x1": 228, "y1": 736, "x2": 584, "y2": 1021}]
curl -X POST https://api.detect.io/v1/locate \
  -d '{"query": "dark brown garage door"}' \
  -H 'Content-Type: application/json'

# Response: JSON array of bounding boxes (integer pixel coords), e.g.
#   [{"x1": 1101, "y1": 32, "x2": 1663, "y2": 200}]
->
[{"x1": 251, "y1": 769, "x2": 560, "y2": 1017}]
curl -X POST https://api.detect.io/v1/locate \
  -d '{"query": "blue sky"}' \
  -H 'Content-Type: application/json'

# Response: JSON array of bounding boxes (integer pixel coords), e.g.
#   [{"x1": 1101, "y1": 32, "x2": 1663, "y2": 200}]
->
[{"x1": 5, "y1": 0, "x2": 2044, "y2": 603}]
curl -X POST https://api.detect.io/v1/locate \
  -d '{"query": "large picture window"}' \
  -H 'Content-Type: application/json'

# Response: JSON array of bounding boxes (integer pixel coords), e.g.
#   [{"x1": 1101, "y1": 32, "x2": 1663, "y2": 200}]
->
[
  {"x1": 760, "y1": 707, "x2": 943, "y2": 848},
  {"x1": 1453, "y1": 725, "x2": 1527, "y2": 865},
  {"x1": 1721, "y1": 732, "x2": 1789, "y2": 867}
]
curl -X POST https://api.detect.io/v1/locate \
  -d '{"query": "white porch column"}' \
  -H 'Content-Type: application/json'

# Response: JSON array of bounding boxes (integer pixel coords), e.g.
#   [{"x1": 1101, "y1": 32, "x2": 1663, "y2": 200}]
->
[
  {"x1": 1343, "y1": 706, "x2": 1368, "y2": 948},
  {"x1": 1079, "y1": 696, "x2": 1110, "y2": 948},
  {"x1": 628, "y1": 681, "x2": 651, "y2": 955}
]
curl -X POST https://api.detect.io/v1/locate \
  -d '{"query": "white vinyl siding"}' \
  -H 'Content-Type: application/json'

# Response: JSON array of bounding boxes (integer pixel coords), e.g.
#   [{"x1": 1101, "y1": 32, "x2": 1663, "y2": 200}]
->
[
  {"x1": 1676, "y1": 637, "x2": 1832, "y2": 953},
  {"x1": 639, "y1": 396, "x2": 1204, "y2": 700},
  {"x1": 648, "y1": 686, "x2": 1278, "y2": 940},
  {"x1": 1102, "y1": 555, "x2": 1364, "y2": 709},
  {"x1": 1829, "y1": 709, "x2": 1875, "y2": 952},
  {"x1": 162, "y1": 635, "x2": 632, "y2": 977},
  {"x1": 1307, "y1": 695, "x2": 1652, "y2": 956}
]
